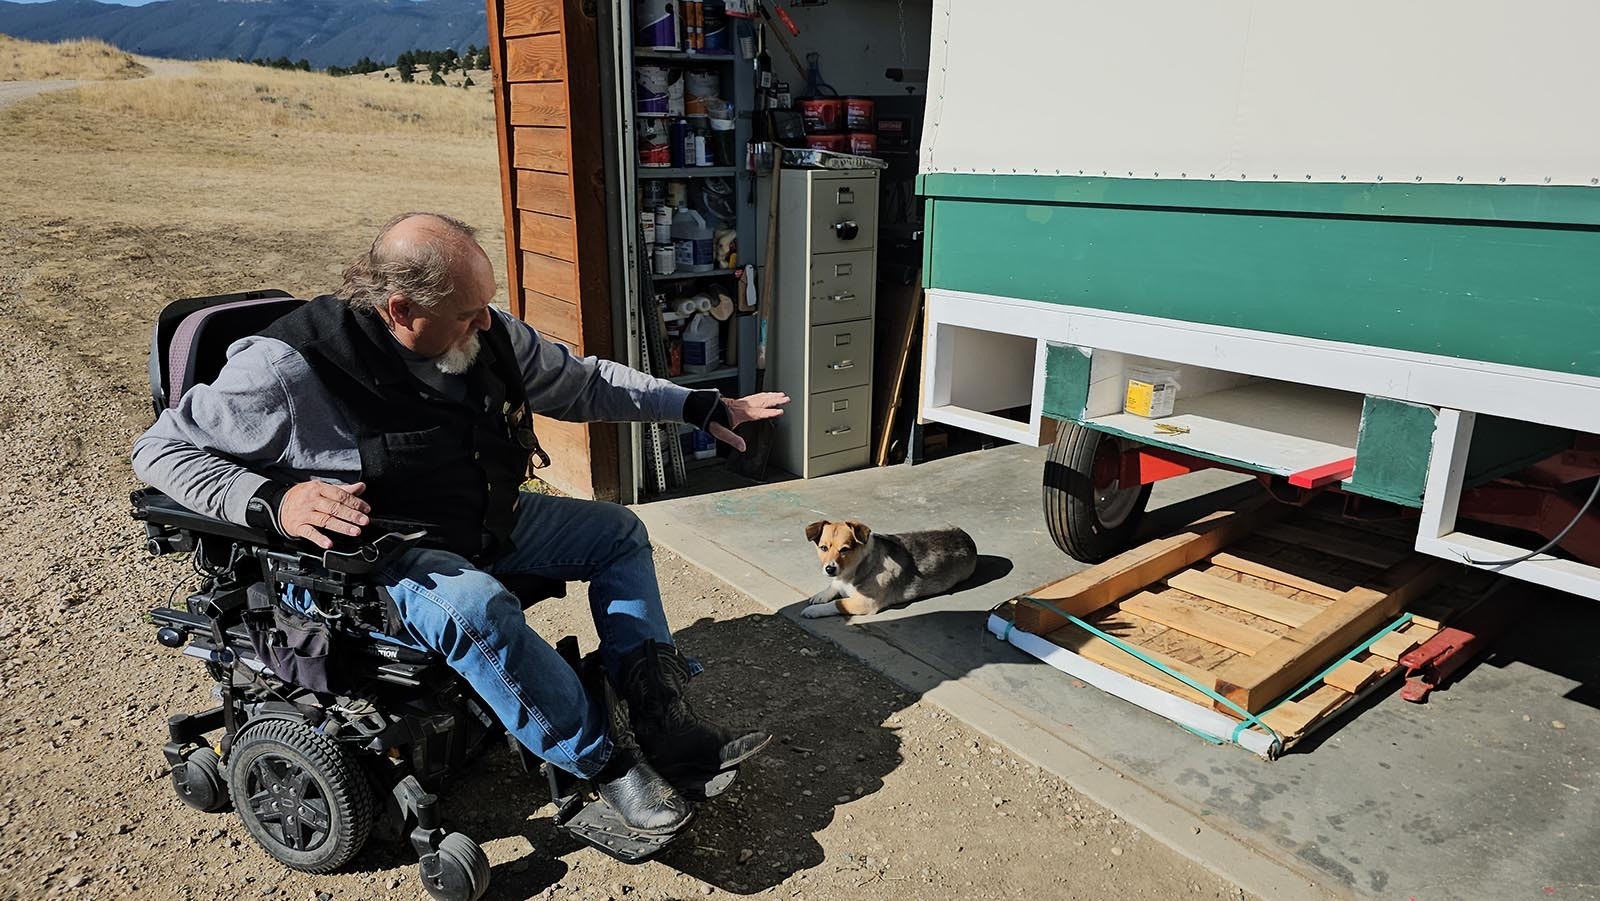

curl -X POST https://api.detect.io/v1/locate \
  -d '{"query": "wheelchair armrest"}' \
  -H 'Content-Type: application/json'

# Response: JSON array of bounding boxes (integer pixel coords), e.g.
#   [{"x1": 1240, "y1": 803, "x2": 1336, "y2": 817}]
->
[
  {"x1": 131, "y1": 487, "x2": 286, "y2": 548},
  {"x1": 319, "y1": 529, "x2": 427, "y2": 576},
  {"x1": 132, "y1": 488, "x2": 426, "y2": 575}
]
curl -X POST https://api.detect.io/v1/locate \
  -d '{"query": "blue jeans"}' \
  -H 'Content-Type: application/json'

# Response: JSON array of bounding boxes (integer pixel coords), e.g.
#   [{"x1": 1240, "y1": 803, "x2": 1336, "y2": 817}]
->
[{"x1": 344, "y1": 494, "x2": 679, "y2": 779}]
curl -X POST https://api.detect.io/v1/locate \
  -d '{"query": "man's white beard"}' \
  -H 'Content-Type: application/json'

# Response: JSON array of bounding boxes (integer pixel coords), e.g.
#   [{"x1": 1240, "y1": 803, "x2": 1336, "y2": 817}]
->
[{"x1": 434, "y1": 332, "x2": 481, "y2": 375}]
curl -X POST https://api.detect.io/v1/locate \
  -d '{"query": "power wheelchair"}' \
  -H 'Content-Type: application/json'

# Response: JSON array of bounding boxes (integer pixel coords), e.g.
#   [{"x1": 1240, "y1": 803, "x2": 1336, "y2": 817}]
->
[{"x1": 135, "y1": 291, "x2": 712, "y2": 900}]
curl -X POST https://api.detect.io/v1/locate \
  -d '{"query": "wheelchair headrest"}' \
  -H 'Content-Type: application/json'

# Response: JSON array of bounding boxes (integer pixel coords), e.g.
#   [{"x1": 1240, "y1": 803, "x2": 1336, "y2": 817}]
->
[{"x1": 149, "y1": 291, "x2": 304, "y2": 415}]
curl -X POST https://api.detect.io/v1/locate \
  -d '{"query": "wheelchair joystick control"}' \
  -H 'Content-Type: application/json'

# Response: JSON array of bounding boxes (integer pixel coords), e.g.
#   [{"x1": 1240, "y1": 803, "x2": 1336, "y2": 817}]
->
[{"x1": 156, "y1": 627, "x2": 187, "y2": 649}]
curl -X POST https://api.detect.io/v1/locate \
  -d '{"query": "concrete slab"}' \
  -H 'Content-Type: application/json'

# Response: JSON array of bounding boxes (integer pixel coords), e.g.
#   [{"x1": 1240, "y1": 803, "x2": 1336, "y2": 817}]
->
[{"x1": 637, "y1": 446, "x2": 1600, "y2": 901}]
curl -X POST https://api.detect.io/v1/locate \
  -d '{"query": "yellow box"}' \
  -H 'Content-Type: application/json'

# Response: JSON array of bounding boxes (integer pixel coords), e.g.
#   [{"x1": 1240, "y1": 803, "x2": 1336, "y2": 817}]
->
[{"x1": 1124, "y1": 367, "x2": 1178, "y2": 418}]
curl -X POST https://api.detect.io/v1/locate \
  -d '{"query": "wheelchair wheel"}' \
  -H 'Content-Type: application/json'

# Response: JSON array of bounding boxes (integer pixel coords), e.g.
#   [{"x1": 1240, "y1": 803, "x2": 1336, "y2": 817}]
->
[
  {"x1": 420, "y1": 832, "x2": 491, "y2": 901},
  {"x1": 171, "y1": 746, "x2": 231, "y2": 813},
  {"x1": 227, "y1": 719, "x2": 374, "y2": 874}
]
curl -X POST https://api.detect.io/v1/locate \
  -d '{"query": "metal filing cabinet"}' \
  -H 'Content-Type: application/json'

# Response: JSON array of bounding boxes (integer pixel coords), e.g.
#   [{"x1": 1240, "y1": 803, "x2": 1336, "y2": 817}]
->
[{"x1": 771, "y1": 168, "x2": 879, "y2": 478}]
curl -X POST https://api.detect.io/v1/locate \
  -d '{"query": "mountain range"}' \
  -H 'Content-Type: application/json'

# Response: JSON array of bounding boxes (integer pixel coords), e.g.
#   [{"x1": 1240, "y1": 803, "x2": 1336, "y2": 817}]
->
[{"x1": 0, "y1": 0, "x2": 489, "y2": 68}]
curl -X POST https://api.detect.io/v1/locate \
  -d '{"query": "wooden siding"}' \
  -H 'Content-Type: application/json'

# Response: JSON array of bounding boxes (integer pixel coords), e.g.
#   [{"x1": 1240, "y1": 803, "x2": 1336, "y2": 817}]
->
[{"x1": 490, "y1": 0, "x2": 619, "y2": 500}]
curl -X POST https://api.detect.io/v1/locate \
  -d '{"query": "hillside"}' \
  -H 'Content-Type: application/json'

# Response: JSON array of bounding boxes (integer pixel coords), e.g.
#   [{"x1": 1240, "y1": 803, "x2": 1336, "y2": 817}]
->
[
  {"x1": 0, "y1": 33, "x2": 148, "y2": 80},
  {"x1": 0, "y1": 0, "x2": 486, "y2": 68}
]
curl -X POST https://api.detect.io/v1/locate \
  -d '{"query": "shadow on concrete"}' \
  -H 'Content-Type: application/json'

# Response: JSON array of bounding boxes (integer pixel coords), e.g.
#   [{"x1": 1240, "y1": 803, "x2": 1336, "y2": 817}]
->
[{"x1": 403, "y1": 609, "x2": 907, "y2": 897}]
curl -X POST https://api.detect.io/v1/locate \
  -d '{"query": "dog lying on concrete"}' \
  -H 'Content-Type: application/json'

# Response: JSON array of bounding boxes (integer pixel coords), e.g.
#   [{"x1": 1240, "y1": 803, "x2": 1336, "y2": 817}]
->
[{"x1": 799, "y1": 520, "x2": 977, "y2": 619}]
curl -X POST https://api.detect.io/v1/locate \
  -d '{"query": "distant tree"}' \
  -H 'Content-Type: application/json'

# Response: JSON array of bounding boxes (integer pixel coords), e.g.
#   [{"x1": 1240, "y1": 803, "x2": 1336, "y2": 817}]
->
[
  {"x1": 462, "y1": 75, "x2": 474, "y2": 88},
  {"x1": 396, "y1": 50, "x2": 415, "y2": 83},
  {"x1": 296, "y1": 59, "x2": 311, "y2": 72},
  {"x1": 327, "y1": 64, "x2": 347, "y2": 76},
  {"x1": 430, "y1": 71, "x2": 445, "y2": 86}
]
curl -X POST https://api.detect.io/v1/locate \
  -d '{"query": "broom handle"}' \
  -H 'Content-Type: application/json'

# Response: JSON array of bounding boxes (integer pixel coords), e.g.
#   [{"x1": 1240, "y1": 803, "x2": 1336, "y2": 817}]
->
[{"x1": 755, "y1": 152, "x2": 781, "y2": 376}]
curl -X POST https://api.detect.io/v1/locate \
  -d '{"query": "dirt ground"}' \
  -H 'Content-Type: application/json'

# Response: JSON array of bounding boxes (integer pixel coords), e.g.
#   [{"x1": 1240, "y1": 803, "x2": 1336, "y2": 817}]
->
[{"x1": 0, "y1": 60, "x2": 1247, "y2": 900}]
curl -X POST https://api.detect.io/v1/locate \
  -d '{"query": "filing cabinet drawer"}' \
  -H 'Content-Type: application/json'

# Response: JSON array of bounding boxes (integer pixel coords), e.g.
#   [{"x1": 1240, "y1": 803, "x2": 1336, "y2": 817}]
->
[
  {"x1": 808, "y1": 251, "x2": 874, "y2": 325},
  {"x1": 808, "y1": 320, "x2": 873, "y2": 394},
  {"x1": 809, "y1": 177, "x2": 878, "y2": 254},
  {"x1": 806, "y1": 385, "x2": 871, "y2": 457}
]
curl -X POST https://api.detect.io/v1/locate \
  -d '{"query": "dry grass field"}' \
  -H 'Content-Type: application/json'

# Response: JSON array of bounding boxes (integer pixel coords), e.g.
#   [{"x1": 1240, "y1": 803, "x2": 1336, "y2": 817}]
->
[
  {"x1": 0, "y1": 35, "x2": 149, "y2": 82},
  {"x1": 0, "y1": 42, "x2": 1244, "y2": 901}
]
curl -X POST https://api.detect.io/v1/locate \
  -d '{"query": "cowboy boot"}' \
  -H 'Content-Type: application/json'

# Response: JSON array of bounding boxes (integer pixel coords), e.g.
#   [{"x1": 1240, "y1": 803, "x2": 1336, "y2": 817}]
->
[
  {"x1": 588, "y1": 659, "x2": 694, "y2": 834},
  {"x1": 620, "y1": 640, "x2": 771, "y2": 780}
]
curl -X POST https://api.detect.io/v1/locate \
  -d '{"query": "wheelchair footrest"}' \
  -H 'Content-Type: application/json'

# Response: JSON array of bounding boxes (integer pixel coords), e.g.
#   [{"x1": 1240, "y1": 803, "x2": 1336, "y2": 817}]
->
[{"x1": 553, "y1": 793, "x2": 689, "y2": 864}]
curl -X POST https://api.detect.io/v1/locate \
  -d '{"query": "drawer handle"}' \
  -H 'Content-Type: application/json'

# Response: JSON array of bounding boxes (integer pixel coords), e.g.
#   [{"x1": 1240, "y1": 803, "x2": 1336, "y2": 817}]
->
[
  {"x1": 832, "y1": 220, "x2": 860, "y2": 241},
  {"x1": 827, "y1": 360, "x2": 855, "y2": 371},
  {"x1": 833, "y1": 263, "x2": 853, "y2": 276},
  {"x1": 837, "y1": 187, "x2": 855, "y2": 204},
  {"x1": 825, "y1": 426, "x2": 853, "y2": 436},
  {"x1": 827, "y1": 292, "x2": 857, "y2": 303}
]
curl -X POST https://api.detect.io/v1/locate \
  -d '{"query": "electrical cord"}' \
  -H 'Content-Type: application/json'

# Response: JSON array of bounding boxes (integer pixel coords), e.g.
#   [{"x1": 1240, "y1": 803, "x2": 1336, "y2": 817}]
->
[{"x1": 1455, "y1": 477, "x2": 1600, "y2": 571}]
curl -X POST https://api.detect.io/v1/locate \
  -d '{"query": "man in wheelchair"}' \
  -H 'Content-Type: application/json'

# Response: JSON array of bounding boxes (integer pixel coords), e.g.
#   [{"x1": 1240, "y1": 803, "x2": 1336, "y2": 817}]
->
[{"x1": 131, "y1": 212, "x2": 785, "y2": 896}]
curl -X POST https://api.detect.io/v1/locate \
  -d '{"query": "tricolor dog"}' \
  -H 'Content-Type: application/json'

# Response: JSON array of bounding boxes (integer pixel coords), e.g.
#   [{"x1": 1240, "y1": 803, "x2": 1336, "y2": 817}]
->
[{"x1": 800, "y1": 520, "x2": 977, "y2": 619}]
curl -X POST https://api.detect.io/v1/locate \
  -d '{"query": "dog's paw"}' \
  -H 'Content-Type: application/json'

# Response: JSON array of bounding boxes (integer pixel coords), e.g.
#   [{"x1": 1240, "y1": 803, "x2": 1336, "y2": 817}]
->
[{"x1": 800, "y1": 602, "x2": 839, "y2": 619}]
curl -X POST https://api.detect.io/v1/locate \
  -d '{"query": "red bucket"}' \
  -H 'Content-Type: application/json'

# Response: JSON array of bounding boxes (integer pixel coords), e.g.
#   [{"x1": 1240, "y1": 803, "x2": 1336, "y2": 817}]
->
[
  {"x1": 845, "y1": 98, "x2": 875, "y2": 131},
  {"x1": 799, "y1": 98, "x2": 844, "y2": 134},
  {"x1": 804, "y1": 133, "x2": 849, "y2": 153},
  {"x1": 847, "y1": 132, "x2": 878, "y2": 156}
]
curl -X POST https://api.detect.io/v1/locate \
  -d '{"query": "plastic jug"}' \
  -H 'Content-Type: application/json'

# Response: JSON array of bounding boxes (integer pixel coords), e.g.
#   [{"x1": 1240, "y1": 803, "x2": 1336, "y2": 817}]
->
[
  {"x1": 681, "y1": 312, "x2": 722, "y2": 373},
  {"x1": 672, "y1": 207, "x2": 714, "y2": 273}
]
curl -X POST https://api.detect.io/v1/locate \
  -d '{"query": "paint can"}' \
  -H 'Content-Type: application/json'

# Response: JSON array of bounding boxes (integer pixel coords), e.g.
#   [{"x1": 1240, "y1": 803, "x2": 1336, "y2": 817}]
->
[
  {"x1": 703, "y1": 2, "x2": 729, "y2": 52},
  {"x1": 637, "y1": 65, "x2": 682, "y2": 116},
  {"x1": 845, "y1": 98, "x2": 875, "y2": 131},
  {"x1": 665, "y1": 180, "x2": 689, "y2": 208},
  {"x1": 636, "y1": 0, "x2": 680, "y2": 50},
  {"x1": 685, "y1": 69, "x2": 721, "y2": 116},
  {"x1": 654, "y1": 205, "x2": 674, "y2": 244},
  {"x1": 799, "y1": 98, "x2": 844, "y2": 134},
  {"x1": 638, "y1": 118, "x2": 671, "y2": 167},
  {"x1": 847, "y1": 132, "x2": 878, "y2": 156}
]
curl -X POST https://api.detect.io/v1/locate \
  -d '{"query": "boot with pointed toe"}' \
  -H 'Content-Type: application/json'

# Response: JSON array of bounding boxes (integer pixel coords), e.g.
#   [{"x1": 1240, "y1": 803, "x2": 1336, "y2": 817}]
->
[
  {"x1": 590, "y1": 664, "x2": 693, "y2": 834},
  {"x1": 620, "y1": 640, "x2": 772, "y2": 780}
]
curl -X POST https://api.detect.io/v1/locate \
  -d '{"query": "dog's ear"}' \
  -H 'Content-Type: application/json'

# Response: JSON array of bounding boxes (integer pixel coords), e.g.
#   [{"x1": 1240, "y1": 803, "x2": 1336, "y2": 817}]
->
[
  {"x1": 803, "y1": 521, "x2": 827, "y2": 544},
  {"x1": 846, "y1": 521, "x2": 872, "y2": 545}
]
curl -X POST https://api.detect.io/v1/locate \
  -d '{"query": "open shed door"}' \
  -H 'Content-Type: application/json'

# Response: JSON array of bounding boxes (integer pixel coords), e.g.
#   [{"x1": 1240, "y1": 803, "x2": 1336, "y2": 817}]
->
[{"x1": 488, "y1": 0, "x2": 621, "y2": 500}]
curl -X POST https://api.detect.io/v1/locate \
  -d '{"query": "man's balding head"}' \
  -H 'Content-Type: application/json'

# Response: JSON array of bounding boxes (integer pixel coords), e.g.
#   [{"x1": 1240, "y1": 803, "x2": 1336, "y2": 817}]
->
[{"x1": 338, "y1": 211, "x2": 494, "y2": 316}]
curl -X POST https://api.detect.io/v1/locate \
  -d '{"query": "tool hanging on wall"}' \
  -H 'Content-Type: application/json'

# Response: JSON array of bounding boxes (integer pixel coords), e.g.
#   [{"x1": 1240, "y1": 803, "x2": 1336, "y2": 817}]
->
[
  {"x1": 801, "y1": 51, "x2": 837, "y2": 97},
  {"x1": 729, "y1": 152, "x2": 783, "y2": 479},
  {"x1": 756, "y1": 3, "x2": 805, "y2": 78}
]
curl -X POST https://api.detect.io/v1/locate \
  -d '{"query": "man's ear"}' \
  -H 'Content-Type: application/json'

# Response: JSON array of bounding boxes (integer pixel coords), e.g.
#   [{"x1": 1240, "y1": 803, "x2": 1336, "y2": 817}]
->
[
  {"x1": 847, "y1": 521, "x2": 872, "y2": 544},
  {"x1": 804, "y1": 521, "x2": 827, "y2": 544},
  {"x1": 386, "y1": 292, "x2": 417, "y2": 328}
]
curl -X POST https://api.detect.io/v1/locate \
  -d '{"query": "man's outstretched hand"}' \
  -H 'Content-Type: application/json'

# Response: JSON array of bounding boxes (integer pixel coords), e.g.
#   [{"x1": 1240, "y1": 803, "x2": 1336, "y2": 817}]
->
[
  {"x1": 281, "y1": 480, "x2": 372, "y2": 549},
  {"x1": 710, "y1": 392, "x2": 790, "y2": 452}
]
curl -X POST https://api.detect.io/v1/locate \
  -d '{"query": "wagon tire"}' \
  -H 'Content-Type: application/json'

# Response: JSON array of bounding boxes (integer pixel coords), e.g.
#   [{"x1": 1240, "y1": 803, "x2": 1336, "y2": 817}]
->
[{"x1": 1043, "y1": 421, "x2": 1152, "y2": 564}]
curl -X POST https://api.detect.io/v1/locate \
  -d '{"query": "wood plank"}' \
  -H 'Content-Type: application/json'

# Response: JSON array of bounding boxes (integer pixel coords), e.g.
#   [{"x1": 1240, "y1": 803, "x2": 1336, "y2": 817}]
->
[
  {"x1": 1368, "y1": 630, "x2": 1421, "y2": 661},
  {"x1": 1258, "y1": 523, "x2": 1409, "y2": 570},
  {"x1": 502, "y1": 0, "x2": 562, "y2": 36},
  {"x1": 1323, "y1": 659, "x2": 1378, "y2": 694},
  {"x1": 872, "y1": 278, "x2": 924, "y2": 466},
  {"x1": 1014, "y1": 503, "x2": 1271, "y2": 634},
  {"x1": 516, "y1": 169, "x2": 573, "y2": 218},
  {"x1": 528, "y1": 413, "x2": 593, "y2": 497},
  {"x1": 1166, "y1": 570, "x2": 1323, "y2": 628},
  {"x1": 1208, "y1": 552, "x2": 1347, "y2": 600},
  {"x1": 1045, "y1": 624, "x2": 1220, "y2": 707},
  {"x1": 1215, "y1": 557, "x2": 1448, "y2": 713},
  {"x1": 509, "y1": 82, "x2": 569, "y2": 127},
  {"x1": 1259, "y1": 684, "x2": 1349, "y2": 738},
  {"x1": 513, "y1": 126, "x2": 570, "y2": 174},
  {"x1": 505, "y1": 34, "x2": 566, "y2": 82},
  {"x1": 1118, "y1": 591, "x2": 1280, "y2": 656},
  {"x1": 518, "y1": 209, "x2": 577, "y2": 262},
  {"x1": 521, "y1": 251, "x2": 578, "y2": 303},
  {"x1": 521, "y1": 289, "x2": 580, "y2": 346}
]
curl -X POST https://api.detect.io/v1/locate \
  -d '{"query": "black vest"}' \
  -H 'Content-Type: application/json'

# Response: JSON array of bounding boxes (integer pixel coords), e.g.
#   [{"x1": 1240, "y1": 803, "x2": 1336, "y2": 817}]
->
[{"x1": 263, "y1": 296, "x2": 537, "y2": 562}]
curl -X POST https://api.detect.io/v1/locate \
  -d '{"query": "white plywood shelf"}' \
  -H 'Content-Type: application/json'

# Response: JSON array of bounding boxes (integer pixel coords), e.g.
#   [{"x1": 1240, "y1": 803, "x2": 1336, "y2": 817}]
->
[{"x1": 1088, "y1": 381, "x2": 1363, "y2": 477}]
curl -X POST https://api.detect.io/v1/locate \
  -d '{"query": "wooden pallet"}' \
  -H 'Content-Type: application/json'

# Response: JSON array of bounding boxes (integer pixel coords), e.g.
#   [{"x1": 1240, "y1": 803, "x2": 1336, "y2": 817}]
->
[{"x1": 1001, "y1": 502, "x2": 1493, "y2": 752}]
